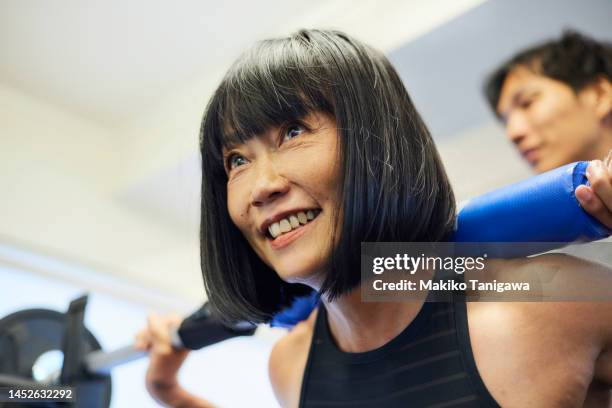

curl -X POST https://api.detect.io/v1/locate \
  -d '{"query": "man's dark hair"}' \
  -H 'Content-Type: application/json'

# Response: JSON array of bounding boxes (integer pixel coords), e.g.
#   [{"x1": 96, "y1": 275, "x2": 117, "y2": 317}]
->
[
  {"x1": 484, "y1": 30, "x2": 612, "y2": 117},
  {"x1": 199, "y1": 29, "x2": 456, "y2": 324}
]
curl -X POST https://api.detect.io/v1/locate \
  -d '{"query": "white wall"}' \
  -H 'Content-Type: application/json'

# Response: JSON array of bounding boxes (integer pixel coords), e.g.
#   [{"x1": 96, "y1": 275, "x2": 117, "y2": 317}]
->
[
  {"x1": 0, "y1": 82, "x2": 204, "y2": 303},
  {"x1": 436, "y1": 120, "x2": 533, "y2": 203}
]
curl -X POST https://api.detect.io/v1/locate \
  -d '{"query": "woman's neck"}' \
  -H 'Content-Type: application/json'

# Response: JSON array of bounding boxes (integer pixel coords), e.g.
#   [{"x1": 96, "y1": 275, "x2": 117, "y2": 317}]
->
[{"x1": 321, "y1": 287, "x2": 426, "y2": 353}]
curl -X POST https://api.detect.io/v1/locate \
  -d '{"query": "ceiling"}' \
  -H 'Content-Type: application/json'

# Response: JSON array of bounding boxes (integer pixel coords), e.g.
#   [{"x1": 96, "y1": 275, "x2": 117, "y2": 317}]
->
[
  {"x1": 2, "y1": 0, "x2": 610, "y2": 137},
  {"x1": 0, "y1": 0, "x2": 485, "y2": 129}
]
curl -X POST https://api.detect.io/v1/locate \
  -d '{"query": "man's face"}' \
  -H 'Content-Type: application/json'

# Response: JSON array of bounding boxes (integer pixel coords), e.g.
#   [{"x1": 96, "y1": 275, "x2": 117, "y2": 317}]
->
[{"x1": 496, "y1": 66, "x2": 604, "y2": 173}]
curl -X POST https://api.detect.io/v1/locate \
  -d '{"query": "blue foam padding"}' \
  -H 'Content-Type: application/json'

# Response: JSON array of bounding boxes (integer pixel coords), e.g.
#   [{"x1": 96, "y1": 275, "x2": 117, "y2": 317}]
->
[
  {"x1": 270, "y1": 291, "x2": 320, "y2": 328},
  {"x1": 452, "y1": 161, "x2": 610, "y2": 242},
  {"x1": 271, "y1": 161, "x2": 611, "y2": 328}
]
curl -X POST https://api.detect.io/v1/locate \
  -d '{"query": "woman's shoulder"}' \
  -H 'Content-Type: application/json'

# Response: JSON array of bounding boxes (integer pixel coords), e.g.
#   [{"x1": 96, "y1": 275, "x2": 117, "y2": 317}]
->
[
  {"x1": 482, "y1": 252, "x2": 612, "y2": 300},
  {"x1": 465, "y1": 254, "x2": 612, "y2": 405},
  {"x1": 268, "y1": 308, "x2": 318, "y2": 408},
  {"x1": 466, "y1": 252, "x2": 612, "y2": 372}
]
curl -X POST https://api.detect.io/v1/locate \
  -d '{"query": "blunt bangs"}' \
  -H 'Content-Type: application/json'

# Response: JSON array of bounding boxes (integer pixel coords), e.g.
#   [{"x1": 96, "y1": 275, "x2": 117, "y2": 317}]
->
[
  {"x1": 200, "y1": 29, "x2": 456, "y2": 322},
  {"x1": 211, "y1": 34, "x2": 337, "y2": 159}
]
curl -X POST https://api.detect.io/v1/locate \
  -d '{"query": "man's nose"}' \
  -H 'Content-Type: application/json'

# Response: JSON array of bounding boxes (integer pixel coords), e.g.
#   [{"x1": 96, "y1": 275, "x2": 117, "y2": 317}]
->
[
  {"x1": 249, "y1": 158, "x2": 290, "y2": 207},
  {"x1": 505, "y1": 111, "x2": 529, "y2": 145}
]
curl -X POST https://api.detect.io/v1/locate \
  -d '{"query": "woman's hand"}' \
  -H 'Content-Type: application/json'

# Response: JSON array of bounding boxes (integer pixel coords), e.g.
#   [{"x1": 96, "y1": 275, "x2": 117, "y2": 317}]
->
[
  {"x1": 135, "y1": 313, "x2": 217, "y2": 407},
  {"x1": 576, "y1": 151, "x2": 612, "y2": 230},
  {"x1": 135, "y1": 313, "x2": 189, "y2": 405}
]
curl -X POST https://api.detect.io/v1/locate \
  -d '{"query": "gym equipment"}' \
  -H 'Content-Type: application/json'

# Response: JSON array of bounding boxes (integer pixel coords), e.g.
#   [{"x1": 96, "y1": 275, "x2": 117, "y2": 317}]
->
[
  {"x1": 0, "y1": 161, "x2": 609, "y2": 406},
  {"x1": 452, "y1": 161, "x2": 610, "y2": 242},
  {"x1": 0, "y1": 297, "x2": 111, "y2": 407},
  {"x1": 0, "y1": 296, "x2": 255, "y2": 407}
]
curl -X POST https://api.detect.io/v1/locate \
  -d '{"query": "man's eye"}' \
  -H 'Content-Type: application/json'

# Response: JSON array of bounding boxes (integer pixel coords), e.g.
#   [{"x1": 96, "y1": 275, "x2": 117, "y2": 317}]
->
[
  {"x1": 519, "y1": 93, "x2": 539, "y2": 110},
  {"x1": 227, "y1": 154, "x2": 247, "y2": 170},
  {"x1": 283, "y1": 124, "x2": 305, "y2": 141}
]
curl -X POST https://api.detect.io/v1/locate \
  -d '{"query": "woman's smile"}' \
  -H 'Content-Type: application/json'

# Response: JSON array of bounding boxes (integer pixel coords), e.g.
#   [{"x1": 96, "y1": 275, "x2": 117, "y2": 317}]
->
[
  {"x1": 225, "y1": 112, "x2": 340, "y2": 282},
  {"x1": 266, "y1": 210, "x2": 322, "y2": 250}
]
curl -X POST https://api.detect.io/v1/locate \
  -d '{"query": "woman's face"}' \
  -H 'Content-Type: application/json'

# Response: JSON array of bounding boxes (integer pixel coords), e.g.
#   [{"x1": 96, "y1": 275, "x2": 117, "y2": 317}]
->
[
  {"x1": 223, "y1": 112, "x2": 340, "y2": 286},
  {"x1": 496, "y1": 66, "x2": 605, "y2": 173}
]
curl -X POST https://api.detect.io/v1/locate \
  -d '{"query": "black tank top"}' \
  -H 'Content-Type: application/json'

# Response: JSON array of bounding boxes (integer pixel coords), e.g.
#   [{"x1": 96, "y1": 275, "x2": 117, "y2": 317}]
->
[{"x1": 298, "y1": 296, "x2": 500, "y2": 407}]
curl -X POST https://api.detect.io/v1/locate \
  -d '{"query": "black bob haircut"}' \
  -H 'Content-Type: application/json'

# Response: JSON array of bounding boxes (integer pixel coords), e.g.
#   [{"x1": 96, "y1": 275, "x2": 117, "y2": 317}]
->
[
  {"x1": 484, "y1": 30, "x2": 612, "y2": 118},
  {"x1": 199, "y1": 29, "x2": 456, "y2": 323}
]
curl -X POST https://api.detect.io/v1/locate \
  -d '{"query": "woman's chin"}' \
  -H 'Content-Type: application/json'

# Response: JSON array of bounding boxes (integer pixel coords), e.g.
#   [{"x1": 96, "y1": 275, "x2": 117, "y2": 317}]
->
[{"x1": 274, "y1": 266, "x2": 321, "y2": 286}]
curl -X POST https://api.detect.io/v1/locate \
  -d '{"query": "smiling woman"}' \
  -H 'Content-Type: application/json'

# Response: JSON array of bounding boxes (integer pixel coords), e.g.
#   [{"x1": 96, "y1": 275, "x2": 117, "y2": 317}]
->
[{"x1": 199, "y1": 29, "x2": 455, "y2": 323}]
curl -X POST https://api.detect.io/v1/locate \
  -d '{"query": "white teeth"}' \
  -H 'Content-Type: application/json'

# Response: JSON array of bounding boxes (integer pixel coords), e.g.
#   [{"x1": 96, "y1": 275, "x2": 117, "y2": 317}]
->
[
  {"x1": 269, "y1": 223, "x2": 281, "y2": 238},
  {"x1": 279, "y1": 219, "x2": 292, "y2": 233},
  {"x1": 266, "y1": 210, "x2": 320, "y2": 239},
  {"x1": 297, "y1": 212, "x2": 308, "y2": 224},
  {"x1": 289, "y1": 215, "x2": 300, "y2": 228}
]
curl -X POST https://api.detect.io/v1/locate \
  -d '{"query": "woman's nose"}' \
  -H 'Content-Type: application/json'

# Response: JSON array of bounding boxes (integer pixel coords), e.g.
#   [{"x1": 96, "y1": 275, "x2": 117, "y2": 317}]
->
[{"x1": 249, "y1": 159, "x2": 290, "y2": 207}]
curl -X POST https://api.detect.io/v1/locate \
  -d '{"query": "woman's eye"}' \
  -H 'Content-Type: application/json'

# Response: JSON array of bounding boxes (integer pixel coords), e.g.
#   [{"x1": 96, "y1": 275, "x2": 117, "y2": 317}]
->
[
  {"x1": 283, "y1": 124, "x2": 305, "y2": 141},
  {"x1": 227, "y1": 154, "x2": 247, "y2": 170}
]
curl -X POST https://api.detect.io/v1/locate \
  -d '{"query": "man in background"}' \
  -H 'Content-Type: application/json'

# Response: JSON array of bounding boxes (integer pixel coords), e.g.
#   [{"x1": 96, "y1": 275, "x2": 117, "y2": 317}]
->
[
  {"x1": 484, "y1": 29, "x2": 612, "y2": 278},
  {"x1": 484, "y1": 30, "x2": 612, "y2": 226},
  {"x1": 485, "y1": 30, "x2": 612, "y2": 171}
]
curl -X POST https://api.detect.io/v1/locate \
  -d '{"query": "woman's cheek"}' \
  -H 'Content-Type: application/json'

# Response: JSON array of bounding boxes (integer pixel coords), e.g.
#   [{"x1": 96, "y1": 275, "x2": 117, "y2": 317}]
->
[
  {"x1": 227, "y1": 194, "x2": 266, "y2": 261},
  {"x1": 226, "y1": 179, "x2": 249, "y2": 230}
]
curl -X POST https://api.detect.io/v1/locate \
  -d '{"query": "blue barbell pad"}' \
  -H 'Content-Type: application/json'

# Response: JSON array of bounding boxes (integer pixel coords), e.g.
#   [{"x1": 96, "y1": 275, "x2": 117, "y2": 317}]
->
[
  {"x1": 270, "y1": 161, "x2": 611, "y2": 328},
  {"x1": 270, "y1": 291, "x2": 320, "y2": 329},
  {"x1": 452, "y1": 161, "x2": 610, "y2": 243}
]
